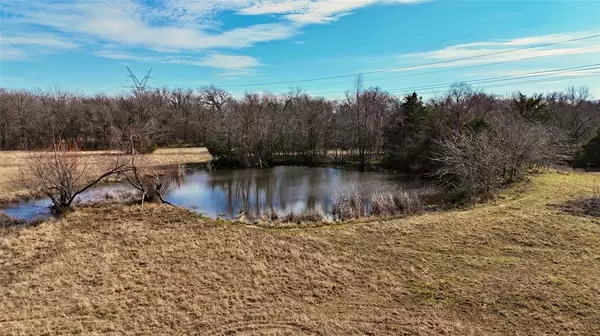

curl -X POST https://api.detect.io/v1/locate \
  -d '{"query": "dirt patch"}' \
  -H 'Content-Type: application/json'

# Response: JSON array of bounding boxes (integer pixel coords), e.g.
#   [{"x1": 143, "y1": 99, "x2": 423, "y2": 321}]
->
[{"x1": 551, "y1": 195, "x2": 600, "y2": 218}]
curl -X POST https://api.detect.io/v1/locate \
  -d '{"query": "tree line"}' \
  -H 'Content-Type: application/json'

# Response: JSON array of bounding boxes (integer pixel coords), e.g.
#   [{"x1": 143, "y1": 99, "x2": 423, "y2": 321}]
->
[{"x1": 1, "y1": 80, "x2": 598, "y2": 196}]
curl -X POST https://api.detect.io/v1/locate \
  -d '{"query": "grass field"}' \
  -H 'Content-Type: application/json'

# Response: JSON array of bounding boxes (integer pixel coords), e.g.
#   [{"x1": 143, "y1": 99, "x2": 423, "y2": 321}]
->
[
  {"x1": 1, "y1": 171, "x2": 599, "y2": 335},
  {"x1": 0, "y1": 147, "x2": 212, "y2": 204}
]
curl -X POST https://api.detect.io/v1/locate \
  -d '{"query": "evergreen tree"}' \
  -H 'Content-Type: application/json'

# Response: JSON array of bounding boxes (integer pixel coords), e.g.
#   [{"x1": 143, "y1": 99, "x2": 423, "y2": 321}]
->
[
  {"x1": 577, "y1": 129, "x2": 600, "y2": 168},
  {"x1": 383, "y1": 92, "x2": 430, "y2": 171}
]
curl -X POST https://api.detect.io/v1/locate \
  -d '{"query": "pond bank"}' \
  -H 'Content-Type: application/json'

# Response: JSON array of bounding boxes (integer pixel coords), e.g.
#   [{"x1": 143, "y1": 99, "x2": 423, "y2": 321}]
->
[
  {"x1": 1, "y1": 166, "x2": 439, "y2": 223},
  {"x1": 2, "y1": 172, "x2": 599, "y2": 335}
]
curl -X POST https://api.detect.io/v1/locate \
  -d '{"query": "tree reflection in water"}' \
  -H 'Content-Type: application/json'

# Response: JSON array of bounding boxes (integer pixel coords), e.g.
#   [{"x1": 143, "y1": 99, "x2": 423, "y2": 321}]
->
[{"x1": 164, "y1": 166, "x2": 423, "y2": 220}]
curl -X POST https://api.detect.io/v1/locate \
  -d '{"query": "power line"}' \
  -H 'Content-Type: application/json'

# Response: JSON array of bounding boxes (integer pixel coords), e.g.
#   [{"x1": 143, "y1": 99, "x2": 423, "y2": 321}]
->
[
  {"x1": 236, "y1": 34, "x2": 600, "y2": 87},
  {"x1": 291, "y1": 46, "x2": 600, "y2": 92},
  {"x1": 443, "y1": 72, "x2": 599, "y2": 93},
  {"x1": 327, "y1": 3, "x2": 599, "y2": 60},
  {"x1": 412, "y1": 73, "x2": 600, "y2": 99},
  {"x1": 168, "y1": 34, "x2": 599, "y2": 89},
  {"x1": 322, "y1": 73, "x2": 600, "y2": 99},
  {"x1": 104, "y1": 80, "x2": 130, "y2": 92},
  {"x1": 386, "y1": 66, "x2": 600, "y2": 94},
  {"x1": 156, "y1": 3, "x2": 599, "y2": 91},
  {"x1": 319, "y1": 64, "x2": 600, "y2": 98},
  {"x1": 160, "y1": 42, "x2": 598, "y2": 93}
]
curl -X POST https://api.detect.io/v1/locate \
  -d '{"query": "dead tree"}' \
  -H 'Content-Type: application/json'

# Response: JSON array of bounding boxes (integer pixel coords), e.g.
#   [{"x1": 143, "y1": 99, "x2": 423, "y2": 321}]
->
[
  {"x1": 118, "y1": 148, "x2": 183, "y2": 205},
  {"x1": 19, "y1": 142, "x2": 130, "y2": 214}
]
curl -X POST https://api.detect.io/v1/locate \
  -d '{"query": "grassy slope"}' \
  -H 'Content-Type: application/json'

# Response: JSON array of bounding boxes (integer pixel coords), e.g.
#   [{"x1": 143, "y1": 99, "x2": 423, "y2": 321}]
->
[
  {"x1": 1, "y1": 172, "x2": 599, "y2": 335},
  {"x1": 0, "y1": 148, "x2": 212, "y2": 204}
]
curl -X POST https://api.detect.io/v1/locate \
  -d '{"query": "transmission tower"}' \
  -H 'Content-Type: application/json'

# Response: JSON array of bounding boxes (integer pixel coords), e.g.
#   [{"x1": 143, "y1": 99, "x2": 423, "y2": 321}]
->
[{"x1": 125, "y1": 66, "x2": 153, "y2": 92}]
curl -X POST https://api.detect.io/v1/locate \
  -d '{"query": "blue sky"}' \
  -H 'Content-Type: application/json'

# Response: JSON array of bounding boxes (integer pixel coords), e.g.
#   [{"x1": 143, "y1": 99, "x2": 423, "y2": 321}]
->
[{"x1": 1, "y1": 0, "x2": 599, "y2": 98}]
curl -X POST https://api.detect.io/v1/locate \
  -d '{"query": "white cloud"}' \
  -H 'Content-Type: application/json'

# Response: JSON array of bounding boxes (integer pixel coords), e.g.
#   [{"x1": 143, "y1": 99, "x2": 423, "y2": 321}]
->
[
  {"x1": 93, "y1": 50, "x2": 156, "y2": 62},
  {"x1": 1, "y1": 35, "x2": 78, "y2": 49},
  {"x1": 466, "y1": 68, "x2": 600, "y2": 79},
  {"x1": 0, "y1": 0, "x2": 431, "y2": 81},
  {"x1": 2, "y1": 1, "x2": 298, "y2": 52},
  {"x1": 0, "y1": 45, "x2": 27, "y2": 60},
  {"x1": 452, "y1": 32, "x2": 591, "y2": 49},
  {"x1": 393, "y1": 31, "x2": 600, "y2": 72},
  {"x1": 94, "y1": 50, "x2": 261, "y2": 76},
  {"x1": 198, "y1": 53, "x2": 261, "y2": 70},
  {"x1": 1, "y1": 0, "x2": 424, "y2": 55},
  {"x1": 239, "y1": 0, "x2": 428, "y2": 24},
  {"x1": 0, "y1": 33, "x2": 79, "y2": 60}
]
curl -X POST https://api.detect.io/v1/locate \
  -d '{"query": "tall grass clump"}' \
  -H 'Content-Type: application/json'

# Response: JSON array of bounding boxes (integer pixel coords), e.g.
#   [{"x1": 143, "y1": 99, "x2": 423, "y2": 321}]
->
[
  {"x1": 279, "y1": 209, "x2": 326, "y2": 224},
  {"x1": 332, "y1": 187, "x2": 426, "y2": 220},
  {"x1": 332, "y1": 188, "x2": 366, "y2": 220},
  {"x1": 371, "y1": 189, "x2": 424, "y2": 216}
]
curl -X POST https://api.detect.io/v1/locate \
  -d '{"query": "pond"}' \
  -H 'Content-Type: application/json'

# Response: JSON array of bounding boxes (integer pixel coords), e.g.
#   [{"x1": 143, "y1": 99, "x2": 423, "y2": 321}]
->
[{"x1": 1, "y1": 166, "x2": 434, "y2": 222}]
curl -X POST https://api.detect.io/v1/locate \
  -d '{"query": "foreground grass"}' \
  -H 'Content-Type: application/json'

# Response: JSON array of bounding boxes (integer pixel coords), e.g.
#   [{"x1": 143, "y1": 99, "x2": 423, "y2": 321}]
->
[
  {"x1": 1, "y1": 172, "x2": 599, "y2": 335},
  {"x1": 0, "y1": 147, "x2": 212, "y2": 204}
]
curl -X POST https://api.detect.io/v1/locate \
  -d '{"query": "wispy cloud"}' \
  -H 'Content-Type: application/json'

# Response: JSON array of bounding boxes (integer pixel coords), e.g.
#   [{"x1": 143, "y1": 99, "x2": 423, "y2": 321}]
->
[
  {"x1": 395, "y1": 31, "x2": 600, "y2": 71},
  {"x1": 1, "y1": 35, "x2": 78, "y2": 49},
  {"x1": 0, "y1": 0, "x2": 423, "y2": 65},
  {"x1": 0, "y1": 33, "x2": 79, "y2": 60},
  {"x1": 465, "y1": 68, "x2": 600, "y2": 79},
  {"x1": 94, "y1": 50, "x2": 261, "y2": 76},
  {"x1": 0, "y1": 45, "x2": 27, "y2": 60},
  {"x1": 239, "y1": 0, "x2": 428, "y2": 24},
  {"x1": 452, "y1": 32, "x2": 590, "y2": 48},
  {"x1": 1, "y1": 0, "x2": 423, "y2": 51},
  {"x1": 2, "y1": 1, "x2": 298, "y2": 52},
  {"x1": 199, "y1": 53, "x2": 260, "y2": 70}
]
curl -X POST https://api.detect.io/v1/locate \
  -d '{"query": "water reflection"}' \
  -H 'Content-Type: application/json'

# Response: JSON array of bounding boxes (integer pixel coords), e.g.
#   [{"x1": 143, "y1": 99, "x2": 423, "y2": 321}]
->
[
  {"x1": 1, "y1": 184, "x2": 136, "y2": 222},
  {"x1": 2, "y1": 166, "x2": 426, "y2": 221},
  {"x1": 164, "y1": 166, "x2": 420, "y2": 219}
]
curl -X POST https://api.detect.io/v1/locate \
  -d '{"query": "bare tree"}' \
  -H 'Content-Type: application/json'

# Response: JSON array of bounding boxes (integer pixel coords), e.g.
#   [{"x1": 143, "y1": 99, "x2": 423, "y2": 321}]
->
[
  {"x1": 118, "y1": 153, "x2": 183, "y2": 205},
  {"x1": 559, "y1": 86, "x2": 598, "y2": 143},
  {"x1": 348, "y1": 75, "x2": 366, "y2": 170},
  {"x1": 19, "y1": 142, "x2": 131, "y2": 214},
  {"x1": 432, "y1": 114, "x2": 565, "y2": 197},
  {"x1": 1, "y1": 83, "x2": 598, "y2": 173},
  {"x1": 432, "y1": 130, "x2": 505, "y2": 196}
]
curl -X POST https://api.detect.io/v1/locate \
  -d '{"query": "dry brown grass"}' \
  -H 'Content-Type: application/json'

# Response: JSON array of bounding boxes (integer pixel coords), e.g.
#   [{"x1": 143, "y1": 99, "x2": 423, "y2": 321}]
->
[
  {"x1": 0, "y1": 147, "x2": 211, "y2": 204},
  {"x1": 1, "y1": 171, "x2": 599, "y2": 335}
]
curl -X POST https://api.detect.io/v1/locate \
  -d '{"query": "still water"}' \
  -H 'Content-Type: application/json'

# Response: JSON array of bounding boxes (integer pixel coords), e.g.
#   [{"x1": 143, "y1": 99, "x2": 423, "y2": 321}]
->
[{"x1": 2, "y1": 166, "x2": 427, "y2": 222}]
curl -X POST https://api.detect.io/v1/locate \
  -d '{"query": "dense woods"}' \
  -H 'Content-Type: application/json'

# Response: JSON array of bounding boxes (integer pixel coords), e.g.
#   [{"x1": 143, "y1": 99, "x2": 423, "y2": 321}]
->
[{"x1": 1, "y1": 82, "x2": 598, "y2": 197}]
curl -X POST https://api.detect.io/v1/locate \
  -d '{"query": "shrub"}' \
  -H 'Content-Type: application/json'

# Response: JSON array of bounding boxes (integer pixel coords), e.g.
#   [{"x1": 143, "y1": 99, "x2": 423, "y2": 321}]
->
[
  {"x1": 147, "y1": 143, "x2": 159, "y2": 154},
  {"x1": 432, "y1": 130, "x2": 505, "y2": 196},
  {"x1": 464, "y1": 116, "x2": 491, "y2": 134},
  {"x1": 576, "y1": 129, "x2": 600, "y2": 168},
  {"x1": 432, "y1": 117, "x2": 565, "y2": 198}
]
